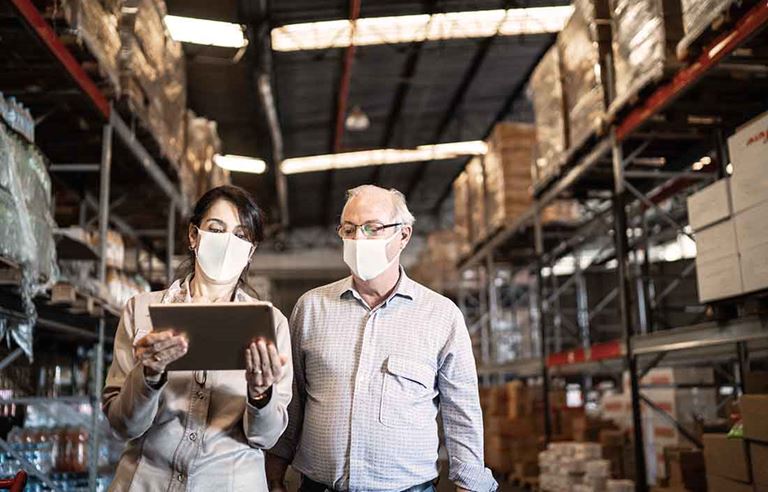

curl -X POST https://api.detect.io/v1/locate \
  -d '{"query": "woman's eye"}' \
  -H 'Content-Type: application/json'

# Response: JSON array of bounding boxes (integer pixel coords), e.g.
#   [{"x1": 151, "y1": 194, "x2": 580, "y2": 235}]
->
[
  {"x1": 235, "y1": 233, "x2": 247, "y2": 240},
  {"x1": 209, "y1": 228, "x2": 224, "y2": 233}
]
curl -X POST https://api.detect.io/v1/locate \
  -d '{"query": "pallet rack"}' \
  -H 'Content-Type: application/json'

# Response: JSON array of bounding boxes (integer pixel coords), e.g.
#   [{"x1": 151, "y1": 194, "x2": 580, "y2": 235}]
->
[
  {"x1": 0, "y1": 0, "x2": 190, "y2": 489},
  {"x1": 457, "y1": 2, "x2": 768, "y2": 490}
]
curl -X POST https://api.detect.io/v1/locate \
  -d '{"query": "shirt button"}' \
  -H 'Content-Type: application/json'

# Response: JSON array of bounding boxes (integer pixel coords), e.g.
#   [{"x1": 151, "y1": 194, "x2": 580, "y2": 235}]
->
[
  {"x1": 189, "y1": 432, "x2": 197, "y2": 441},
  {"x1": 177, "y1": 474, "x2": 184, "y2": 482},
  {"x1": 197, "y1": 391, "x2": 205, "y2": 399}
]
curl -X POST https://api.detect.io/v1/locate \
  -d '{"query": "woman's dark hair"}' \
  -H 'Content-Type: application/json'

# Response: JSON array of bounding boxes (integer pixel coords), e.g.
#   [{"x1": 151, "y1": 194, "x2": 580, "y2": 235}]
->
[{"x1": 176, "y1": 185, "x2": 264, "y2": 287}]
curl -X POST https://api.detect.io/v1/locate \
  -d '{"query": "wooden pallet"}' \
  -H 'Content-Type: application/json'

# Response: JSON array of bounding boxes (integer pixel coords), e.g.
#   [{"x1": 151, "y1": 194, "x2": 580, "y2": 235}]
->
[
  {"x1": 606, "y1": 62, "x2": 682, "y2": 123},
  {"x1": 48, "y1": 283, "x2": 102, "y2": 317},
  {"x1": 0, "y1": 257, "x2": 22, "y2": 286},
  {"x1": 676, "y1": 0, "x2": 745, "y2": 61}
]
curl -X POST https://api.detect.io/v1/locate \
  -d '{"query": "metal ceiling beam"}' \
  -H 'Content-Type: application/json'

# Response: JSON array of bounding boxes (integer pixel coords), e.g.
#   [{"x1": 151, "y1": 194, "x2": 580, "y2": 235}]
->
[{"x1": 430, "y1": 34, "x2": 556, "y2": 214}]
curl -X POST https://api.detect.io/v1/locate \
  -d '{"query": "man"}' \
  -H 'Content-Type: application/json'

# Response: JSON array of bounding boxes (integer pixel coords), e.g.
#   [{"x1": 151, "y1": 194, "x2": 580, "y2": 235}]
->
[{"x1": 267, "y1": 185, "x2": 497, "y2": 492}]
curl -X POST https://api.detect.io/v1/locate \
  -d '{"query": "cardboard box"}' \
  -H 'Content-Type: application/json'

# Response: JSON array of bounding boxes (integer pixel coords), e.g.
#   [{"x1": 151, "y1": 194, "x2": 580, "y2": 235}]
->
[
  {"x1": 702, "y1": 434, "x2": 751, "y2": 483},
  {"x1": 687, "y1": 179, "x2": 732, "y2": 232},
  {"x1": 741, "y1": 395, "x2": 768, "y2": 443},
  {"x1": 739, "y1": 241, "x2": 768, "y2": 294},
  {"x1": 694, "y1": 220, "x2": 738, "y2": 264},
  {"x1": 745, "y1": 370, "x2": 768, "y2": 394},
  {"x1": 705, "y1": 474, "x2": 753, "y2": 492},
  {"x1": 640, "y1": 368, "x2": 715, "y2": 387},
  {"x1": 664, "y1": 447, "x2": 706, "y2": 492},
  {"x1": 751, "y1": 441, "x2": 768, "y2": 487},
  {"x1": 735, "y1": 200, "x2": 768, "y2": 251},
  {"x1": 695, "y1": 254, "x2": 743, "y2": 303},
  {"x1": 728, "y1": 109, "x2": 768, "y2": 175},
  {"x1": 730, "y1": 158, "x2": 768, "y2": 214},
  {"x1": 505, "y1": 380, "x2": 529, "y2": 419}
]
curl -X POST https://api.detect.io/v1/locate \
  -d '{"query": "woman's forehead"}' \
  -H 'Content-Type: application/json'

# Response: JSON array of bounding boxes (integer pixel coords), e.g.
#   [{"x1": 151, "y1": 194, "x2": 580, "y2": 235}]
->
[{"x1": 203, "y1": 200, "x2": 242, "y2": 225}]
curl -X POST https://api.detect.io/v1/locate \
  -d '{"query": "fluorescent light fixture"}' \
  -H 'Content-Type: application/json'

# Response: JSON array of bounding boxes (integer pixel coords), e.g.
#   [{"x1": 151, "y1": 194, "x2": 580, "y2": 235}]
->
[
  {"x1": 281, "y1": 140, "x2": 487, "y2": 175},
  {"x1": 271, "y1": 6, "x2": 574, "y2": 51},
  {"x1": 214, "y1": 154, "x2": 267, "y2": 174},
  {"x1": 165, "y1": 15, "x2": 247, "y2": 48}
]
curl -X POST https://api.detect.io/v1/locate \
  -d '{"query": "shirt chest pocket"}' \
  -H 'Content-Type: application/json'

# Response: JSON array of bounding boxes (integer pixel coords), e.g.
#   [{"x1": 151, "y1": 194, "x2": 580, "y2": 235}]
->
[{"x1": 379, "y1": 355, "x2": 437, "y2": 429}]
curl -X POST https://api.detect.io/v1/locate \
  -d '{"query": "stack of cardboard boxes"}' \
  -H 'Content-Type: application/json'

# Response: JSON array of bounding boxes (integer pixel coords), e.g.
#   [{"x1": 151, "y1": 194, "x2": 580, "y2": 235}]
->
[
  {"x1": 408, "y1": 230, "x2": 461, "y2": 295},
  {"x1": 687, "y1": 110, "x2": 768, "y2": 302},
  {"x1": 539, "y1": 441, "x2": 635, "y2": 492}
]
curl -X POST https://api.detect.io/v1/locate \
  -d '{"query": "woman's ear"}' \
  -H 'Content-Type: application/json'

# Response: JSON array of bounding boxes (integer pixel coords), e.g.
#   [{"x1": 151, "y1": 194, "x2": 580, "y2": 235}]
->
[{"x1": 188, "y1": 224, "x2": 198, "y2": 252}]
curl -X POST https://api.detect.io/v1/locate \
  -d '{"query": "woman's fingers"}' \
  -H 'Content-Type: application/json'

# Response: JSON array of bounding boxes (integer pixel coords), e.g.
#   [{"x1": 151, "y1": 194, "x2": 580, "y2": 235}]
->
[
  {"x1": 250, "y1": 342, "x2": 264, "y2": 387},
  {"x1": 136, "y1": 330, "x2": 174, "y2": 347},
  {"x1": 268, "y1": 344, "x2": 283, "y2": 381},
  {"x1": 257, "y1": 341, "x2": 273, "y2": 384}
]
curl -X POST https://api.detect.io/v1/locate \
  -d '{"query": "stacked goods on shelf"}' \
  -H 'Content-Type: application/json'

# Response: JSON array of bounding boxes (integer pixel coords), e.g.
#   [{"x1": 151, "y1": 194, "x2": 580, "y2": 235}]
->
[
  {"x1": 408, "y1": 230, "x2": 460, "y2": 295},
  {"x1": 677, "y1": 0, "x2": 740, "y2": 58},
  {"x1": 183, "y1": 113, "x2": 230, "y2": 203},
  {"x1": 658, "y1": 447, "x2": 706, "y2": 491},
  {"x1": 608, "y1": 0, "x2": 684, "y2": 113},
  {"x1": 539, "y1": 441, "x2": 635, "y2": 492},
  {"x1": 0, "y1": 123, "x2": 58, "y2": 286},
  {"x1": 120, "y1": 0, "x2": 187, "y2": 166},
  {"x1": 106, "y1": 269, "x2": 150, "y2": 308},
  {"x1": 55, "y1": 0, "x2": 122, "y2": 91},
  {"x1": 740, "y1": 378, "x2": 768, "y2": 492},
  {"x1": 530, "y1": 46, "x2": 568, "y2": 189},
  {"x1": 453, "y1": 171, "x2": 471, "y2": 257},
  {"x1": 0, "y1": 93, "x2": 35, "y2": 143},
  {"x1": 727, "y1": 110, "x2": 768, "y2": 295},
  {"x1": 466, "y1": 157, "x2": 487, "y2": 246},
  {"x1": 702, "y1": 434, "x2": 753, "y2": 492},
  {"x1": 480, "y1": 382, "x2": 567, "y2": 476},
  {"x1": 483, "y1": 123, "x2": 535, "y2": 232},
  {"x1": 557, "y1": 0, "x2": 611, "y2": 152},
  {"x1": 687, "y1": 110, "x2": 768, "y2": 301},
  {"x1": 600, "y1": 368, "x2": 716, "y2": 484},
  {"x1": 541, "y1": 199, "x2": 583, "y2": 225}
]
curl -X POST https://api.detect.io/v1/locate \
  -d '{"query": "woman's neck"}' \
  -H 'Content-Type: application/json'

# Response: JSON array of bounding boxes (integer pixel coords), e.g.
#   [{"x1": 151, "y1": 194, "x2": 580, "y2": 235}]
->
[{"x1": 189, "y1": 267, "x2": 238, "y2": 302}]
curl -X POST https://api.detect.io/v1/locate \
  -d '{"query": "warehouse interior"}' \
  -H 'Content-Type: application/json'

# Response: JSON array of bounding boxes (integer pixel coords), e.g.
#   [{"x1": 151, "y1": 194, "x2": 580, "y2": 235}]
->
[{"x1": 1, "y1": 0, "x2": 768, "y2": 490}]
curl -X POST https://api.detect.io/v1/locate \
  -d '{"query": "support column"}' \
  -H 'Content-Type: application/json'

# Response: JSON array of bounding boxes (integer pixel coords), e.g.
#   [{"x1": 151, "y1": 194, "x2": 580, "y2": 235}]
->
[
  {"x1": 166, "y1": 200, "x2": 176, "y2": 285},
  {"x1": 486, "y1": 254, "x2": 499, "y2": 365},
  {"x1": 534, "y1": 201, "x2": 552, "y2": 443},
  {"x1": 612, "y1": 132, "x2": 648, "y2": 492},
  {"x1": 91, "y1": 122, "x2": 112, "y2": 491}
]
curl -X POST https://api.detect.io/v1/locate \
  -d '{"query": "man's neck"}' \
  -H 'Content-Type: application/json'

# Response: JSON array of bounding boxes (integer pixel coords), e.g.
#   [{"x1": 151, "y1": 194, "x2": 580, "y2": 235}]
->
[{"x1": 352, "y1": 263, "x2": 401, "y2": 309}]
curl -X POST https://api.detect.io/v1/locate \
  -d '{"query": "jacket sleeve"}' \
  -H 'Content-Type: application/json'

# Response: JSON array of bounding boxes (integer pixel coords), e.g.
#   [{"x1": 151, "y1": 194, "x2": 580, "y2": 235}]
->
[
  {"x1": 102, "y1": 295, "x2": 166, "y2": 441},
  {"x1": 266, "y1": 297, "x2": 306, "y2": 461},
  {"x1": 243, "y1": 308, "x2": 294, "y2": 449}
]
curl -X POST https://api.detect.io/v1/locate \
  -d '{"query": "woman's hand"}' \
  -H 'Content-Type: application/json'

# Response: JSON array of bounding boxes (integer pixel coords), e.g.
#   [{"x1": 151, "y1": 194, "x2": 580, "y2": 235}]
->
[
  {"x1": 245, "y1": 340, "x2": 288, "y2": 401},
  {"x1": 134, "y1": 331, "x2": 189, "y2": 378}
]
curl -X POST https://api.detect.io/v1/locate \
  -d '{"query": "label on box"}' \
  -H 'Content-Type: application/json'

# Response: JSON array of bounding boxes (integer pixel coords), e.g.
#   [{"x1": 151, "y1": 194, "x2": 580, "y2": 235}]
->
[
  {"x1": 694, "y1": 220, "x2": 738, "y2": 264},
  {"x1": 728, "y1": 110, "x2": 768, "y2": 173},
  {"x1": 695, "y1": 254, "x2": 743, "y2": 303},
  {"x1": 687, "y1": 179, "x2": 731, "y2": 232}
]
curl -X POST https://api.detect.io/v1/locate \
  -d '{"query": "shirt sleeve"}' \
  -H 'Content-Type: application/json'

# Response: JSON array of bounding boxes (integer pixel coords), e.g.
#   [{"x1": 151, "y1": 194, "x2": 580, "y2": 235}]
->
[
  {"x1": 243, "y1": 308, "x2": 294, "y2": 449},
  {"x1": 102, "y1": 296, "x2": 167, "y2": 441},
  {"x1": 267, "y1": 297, "x2": 306, "y2": 461},
  {"x1": 438, "y1": 306, "x2": 498, "y2": 492}
]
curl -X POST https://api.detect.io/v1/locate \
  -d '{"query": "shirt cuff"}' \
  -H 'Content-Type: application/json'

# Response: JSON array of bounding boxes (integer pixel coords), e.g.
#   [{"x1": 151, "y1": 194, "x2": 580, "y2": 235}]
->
[{"x1": 450, "y1": 457, "x2": 498, "y2": 492}]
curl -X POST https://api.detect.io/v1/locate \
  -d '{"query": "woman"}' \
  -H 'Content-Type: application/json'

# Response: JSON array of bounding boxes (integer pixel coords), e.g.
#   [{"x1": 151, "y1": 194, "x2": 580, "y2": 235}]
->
[{"x1": 102, "y1": 186, "x2": 292, "y2": 491}]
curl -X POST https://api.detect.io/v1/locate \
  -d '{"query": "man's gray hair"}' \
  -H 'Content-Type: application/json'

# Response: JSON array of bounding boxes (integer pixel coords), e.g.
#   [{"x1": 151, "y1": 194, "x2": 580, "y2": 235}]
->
[{"x1": 345, "y1": 185, "x2": 416, "y2": 226}]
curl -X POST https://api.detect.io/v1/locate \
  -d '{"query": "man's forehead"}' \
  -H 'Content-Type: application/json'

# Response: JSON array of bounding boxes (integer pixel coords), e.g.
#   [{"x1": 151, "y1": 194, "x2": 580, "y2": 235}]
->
[{"x1": 342, "y1": 194, "x2": 394, "y2": 219}]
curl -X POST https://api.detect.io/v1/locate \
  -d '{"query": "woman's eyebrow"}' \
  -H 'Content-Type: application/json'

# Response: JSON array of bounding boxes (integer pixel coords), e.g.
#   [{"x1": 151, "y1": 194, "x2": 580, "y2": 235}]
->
[{"x1": 204, "y1": 218, "x2": 225, "y2": 226}]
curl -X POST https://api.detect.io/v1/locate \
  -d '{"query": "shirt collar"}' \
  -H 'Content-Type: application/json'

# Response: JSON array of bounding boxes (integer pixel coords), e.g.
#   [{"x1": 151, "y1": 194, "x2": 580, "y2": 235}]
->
[
  {"x1": 161, "y1": 274, "x2": 252, "y2": 304},
  {"x1": 339, "y1": 267, "x2": 416, "y2": 306}
]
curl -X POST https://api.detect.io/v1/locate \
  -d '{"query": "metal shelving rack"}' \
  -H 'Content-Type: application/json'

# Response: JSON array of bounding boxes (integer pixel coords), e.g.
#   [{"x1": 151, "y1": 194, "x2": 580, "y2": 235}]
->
[
  {"x1": 457, "y1": 2, "x2": 768, "y2": 490},
  {"x1": 0, "y1": 0, "x2": 190, "y2": 489}
]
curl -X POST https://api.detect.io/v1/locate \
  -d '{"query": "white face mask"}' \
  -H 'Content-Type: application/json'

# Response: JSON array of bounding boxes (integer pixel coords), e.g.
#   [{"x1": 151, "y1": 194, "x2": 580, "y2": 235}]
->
[
  {"x1": 195, "y1": 228, "x2": 254, "y2": 284},
  {"x1": 343, "y1": 230, "x2": 401, "y2": 281}
]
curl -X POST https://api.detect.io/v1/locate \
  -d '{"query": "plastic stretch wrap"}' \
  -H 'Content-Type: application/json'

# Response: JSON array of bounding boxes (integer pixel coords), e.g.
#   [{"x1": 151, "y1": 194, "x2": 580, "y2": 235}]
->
[
  {"x1": 453, "y1": 171, "x2": 471, "y2": 257},
  {"x1": 611, "y1": 0, "x2": 683, "y2": 106},
  {"x1": 484, "y1": 123, "x2": 535, "y2": 231},
  {"x1": 131, "y1": 0, "x2": 167, "y2": 72},
  {"x1": 558, "y1": 0, "x2": 607, "y2": 149},
  {"x1": 61, "y1": 0, "x2": 122, "y2": 90},
  {"x1": 466, "y1": 156, "x2": 487, "y2": 244},
  {"x1": 680, "y1": 0, "x2": 734, "y2": 37},
  {"x1": 183, "y1": 114, "x2": 226, "y2": 202},
  {"x1": 529, "y1": 46, "x2": 566, "y2": 187}
]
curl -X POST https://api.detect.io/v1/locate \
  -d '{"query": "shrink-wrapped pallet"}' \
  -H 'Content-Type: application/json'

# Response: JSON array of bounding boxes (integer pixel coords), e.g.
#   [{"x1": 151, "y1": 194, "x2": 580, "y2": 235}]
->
[
  {"x1": 529, "y1": 46, "x2": 567, "y2": 189},
  {"x1": 558, "y1": 0, "x2": 611, "y2": 151},
  {"x1": 484, "y1": 122, "x2": 535, "y2": 232},
  {"x1": 466, "y1": 157, "x2": 487, "y2": 244},
  {"x1": 59, "y1": 0, "x2": 122, "y2": 91},
  {"x1": 453, "y1": 171, "x2": 471, "y2": 257},
  {"x1": 610, "y1": 0, "x2": 684, "y2": 112},
  {"x1": 183, "y1": 114, "x2": 228, "y2": 202},
  {"x1": 678, "y1": 0, "x2": 737, "y2": 58}
]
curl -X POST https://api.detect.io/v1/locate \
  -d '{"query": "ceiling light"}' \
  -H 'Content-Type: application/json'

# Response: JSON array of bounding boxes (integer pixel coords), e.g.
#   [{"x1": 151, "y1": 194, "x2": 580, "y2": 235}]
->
[
  {"x1": 345, "y1": 106, "x2": 370, "y2": 131},
  {"x1": 271, "y1": 6, "x2": 574, "y2": 51},
  {"x1": 165, "y1": 15, "x2": 247, "y2": 48},
  {"x1": 281, "y1": 140, "x2": 487, "y2": 175},
  {"x1": 214, "y1": 154, "x2": 267, "y2": 174}
]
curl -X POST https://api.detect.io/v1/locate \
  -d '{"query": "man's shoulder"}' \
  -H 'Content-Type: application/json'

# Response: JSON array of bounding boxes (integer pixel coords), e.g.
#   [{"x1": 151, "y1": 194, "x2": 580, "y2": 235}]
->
[
  {"x1": 406, "y1": 277, "x2": 462, "y2": 315},
  {"x1": 296, "y1": 277, "x2": 351, "y2": 307}
]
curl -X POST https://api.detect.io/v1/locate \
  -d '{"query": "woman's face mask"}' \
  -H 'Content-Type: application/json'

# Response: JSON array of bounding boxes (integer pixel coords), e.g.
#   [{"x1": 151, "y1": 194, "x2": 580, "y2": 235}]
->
[{"x1": 194, "y1": 227, "x2": 254, "y2": 284}]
